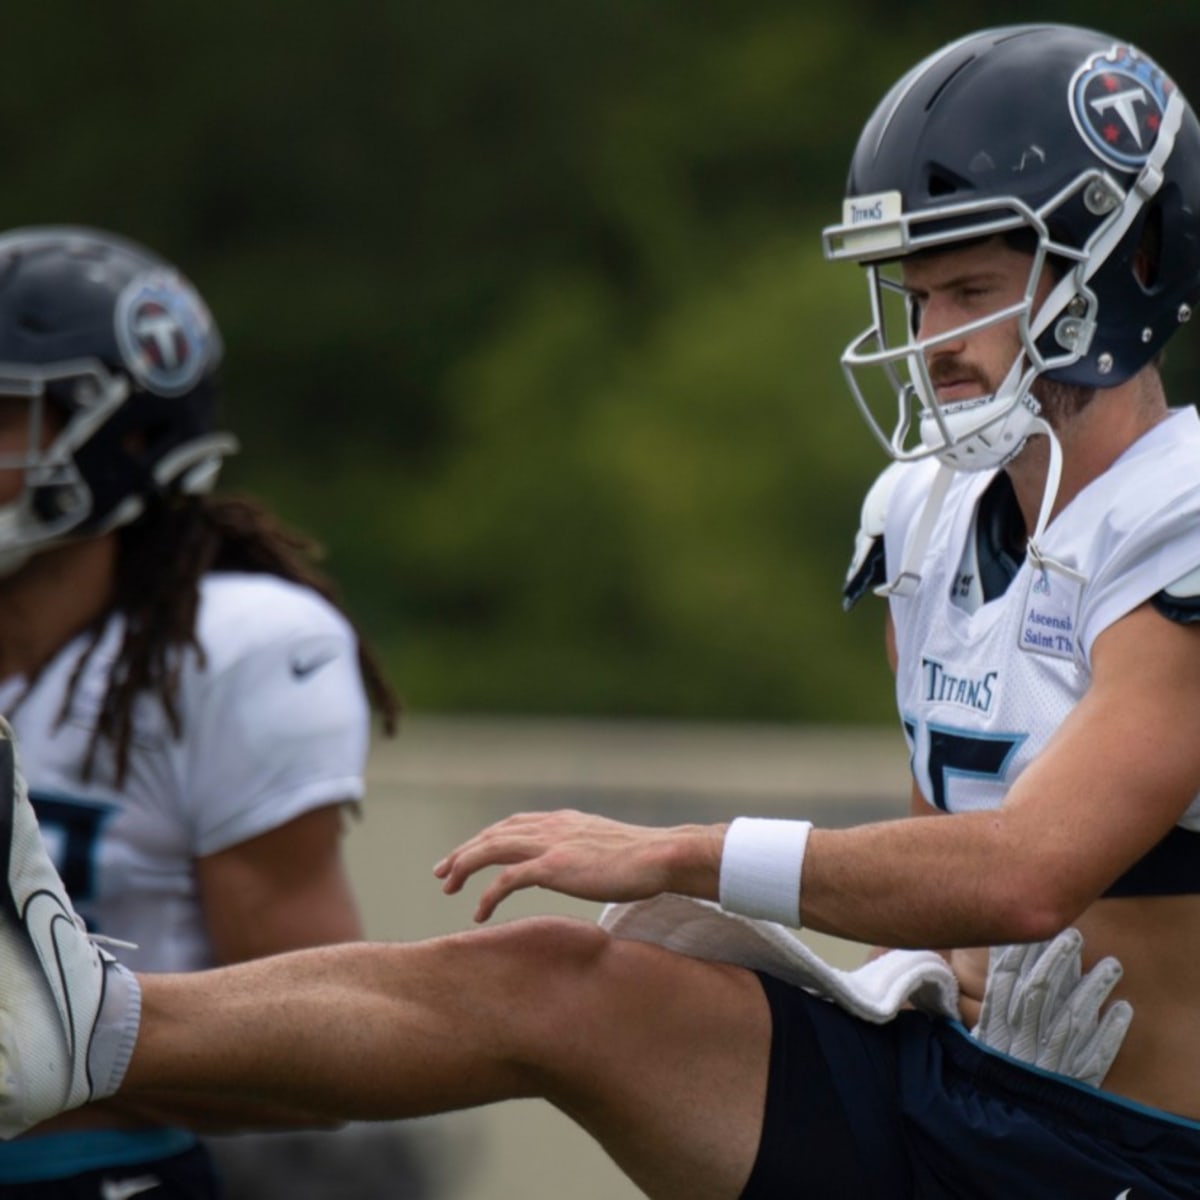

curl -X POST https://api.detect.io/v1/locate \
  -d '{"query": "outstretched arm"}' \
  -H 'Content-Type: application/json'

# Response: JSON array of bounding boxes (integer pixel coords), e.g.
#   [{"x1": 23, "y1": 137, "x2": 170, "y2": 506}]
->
[{"x1": 437, "y1": 605, "x2": 1200, "y2": 949}]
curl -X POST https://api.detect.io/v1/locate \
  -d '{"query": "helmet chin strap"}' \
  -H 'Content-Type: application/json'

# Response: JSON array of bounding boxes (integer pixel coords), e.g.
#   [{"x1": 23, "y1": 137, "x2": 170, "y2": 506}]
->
[
  {"x1": 877, "y1": 416, "x2": 1063, "y2": 600},
  {"x1": 874, "y1": 462, "x2": 954, "y2": 599},
  {"x1": 1024, "y1": 416, "x2": 1064, "y2": 563}
]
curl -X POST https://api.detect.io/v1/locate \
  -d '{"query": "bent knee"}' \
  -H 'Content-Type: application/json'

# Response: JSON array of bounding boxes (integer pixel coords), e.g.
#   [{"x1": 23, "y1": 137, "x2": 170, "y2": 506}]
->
[
  {"x1": 482, "y1": 914, "x2": 758, "y2": 1000},
  {"x1": 500, "y1": 921, "x2": 771, "y2": 1121},
  {"x1": 480, "y1": 916, "x2": 762, "y2": 1040},
  {"x1": 472, "y1": 915, "x2": 615, "y2": 986}
]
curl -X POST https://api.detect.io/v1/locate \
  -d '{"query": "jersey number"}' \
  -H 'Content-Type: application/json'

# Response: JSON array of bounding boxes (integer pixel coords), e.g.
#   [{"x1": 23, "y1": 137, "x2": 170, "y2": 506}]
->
[
  {"x1": 29, "y1": 792, "x2": 113, "y2": 916},
  {"x1": 915, "y1": 723, "x2": 1025, "y2": 811}
]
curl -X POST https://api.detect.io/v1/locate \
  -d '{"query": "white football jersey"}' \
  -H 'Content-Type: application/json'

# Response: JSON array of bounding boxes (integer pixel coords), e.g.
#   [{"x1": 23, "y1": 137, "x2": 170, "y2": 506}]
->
[
  {"x1": 885, "y1": 408, "x2": 1200, "y2": 831},
  {"x1": 2, "y1": 572, "x2": 370, "y2": 972}
]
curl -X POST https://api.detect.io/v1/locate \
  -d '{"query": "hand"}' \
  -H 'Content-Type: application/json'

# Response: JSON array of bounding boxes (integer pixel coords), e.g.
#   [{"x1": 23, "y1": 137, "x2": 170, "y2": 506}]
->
[
  {"x1": 433, "y1": 809, "x2": 725, "y2": 922},
  {"x1": 972, "y1": 928, "x2": 1133, "y2": 1087}
]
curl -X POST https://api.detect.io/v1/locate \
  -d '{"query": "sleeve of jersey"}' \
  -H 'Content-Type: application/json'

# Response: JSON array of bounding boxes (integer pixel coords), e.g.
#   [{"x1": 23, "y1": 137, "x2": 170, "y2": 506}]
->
[
  {"x1": 1077, "y1": 494, "x2": 1200, "y2": 666},
  {"x1": 182, "y1": 601, "x2": 371, "y2": 858},
  {"x1": 1151, "y1": 564, "x2": 1200, "y2": 624}
]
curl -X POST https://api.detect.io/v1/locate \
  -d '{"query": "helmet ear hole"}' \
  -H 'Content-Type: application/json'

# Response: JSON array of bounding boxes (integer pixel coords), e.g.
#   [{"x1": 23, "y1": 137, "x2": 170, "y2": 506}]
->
[
  {"x1": 31, "y1": 481, "x2": 83, "y2": 523},
  {"x1": 1136, "y1": 206, "x2": 1164, "y2": 291},
  {"x1": 927, "y1": 169, "x2": 969, "y2": 199}
]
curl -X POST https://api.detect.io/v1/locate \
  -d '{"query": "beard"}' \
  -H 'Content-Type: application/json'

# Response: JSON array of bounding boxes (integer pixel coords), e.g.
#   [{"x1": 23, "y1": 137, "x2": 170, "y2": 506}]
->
[{"x1": 1031, "y1": 375, "x2": 1097, "y2": 426}]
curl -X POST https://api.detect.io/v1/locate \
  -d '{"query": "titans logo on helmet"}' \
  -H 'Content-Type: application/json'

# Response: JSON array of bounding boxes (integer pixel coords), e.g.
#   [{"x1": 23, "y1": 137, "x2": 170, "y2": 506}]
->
[
  {"x1": 113, "y1": 270, "x2": 218, "y2": 397},
  {"x1": 1069, "y1": 43, "x2": 1173, "y2": 171}
]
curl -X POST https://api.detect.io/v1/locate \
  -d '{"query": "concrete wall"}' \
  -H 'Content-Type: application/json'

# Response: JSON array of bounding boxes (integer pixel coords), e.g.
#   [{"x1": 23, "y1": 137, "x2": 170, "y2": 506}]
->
[{"x1": 331, "y1": 716, "x2": 908, "y2": 1199}]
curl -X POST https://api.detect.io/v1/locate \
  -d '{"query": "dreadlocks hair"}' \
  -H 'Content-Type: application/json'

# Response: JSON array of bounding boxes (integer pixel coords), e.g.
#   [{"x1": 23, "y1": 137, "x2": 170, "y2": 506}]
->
[{"x1": 59, "y1": 492, "x2": 401, "y2": 787}]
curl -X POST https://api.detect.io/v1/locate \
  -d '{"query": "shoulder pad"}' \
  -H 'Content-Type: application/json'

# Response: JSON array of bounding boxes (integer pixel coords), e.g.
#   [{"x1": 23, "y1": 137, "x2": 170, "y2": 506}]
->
[
  {"x1": 858, "y1": 461, "x2": 910, "y2": 541},
  {"x1": 1163, "y1": 563, "x2": 1200, "y2": 600},
  {"x1": 842, "y1": 463, "x2": 908, "y2": 611},
  {"x1": 1152, "y1": 563, "x2": 1200, "y2": 624}
]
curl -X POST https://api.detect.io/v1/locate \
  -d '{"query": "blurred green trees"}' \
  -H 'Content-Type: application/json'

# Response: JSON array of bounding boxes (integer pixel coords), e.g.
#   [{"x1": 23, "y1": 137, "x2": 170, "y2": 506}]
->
[{"x1": 4, "y1": 2, "x2": 1198, "y2": 721}]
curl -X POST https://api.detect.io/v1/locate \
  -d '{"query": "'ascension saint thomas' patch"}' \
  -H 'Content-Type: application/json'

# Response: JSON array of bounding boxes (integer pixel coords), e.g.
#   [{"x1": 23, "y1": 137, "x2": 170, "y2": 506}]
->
[{"x1": 1019, "y1": 557, "x2": 1085, "y2": 661}]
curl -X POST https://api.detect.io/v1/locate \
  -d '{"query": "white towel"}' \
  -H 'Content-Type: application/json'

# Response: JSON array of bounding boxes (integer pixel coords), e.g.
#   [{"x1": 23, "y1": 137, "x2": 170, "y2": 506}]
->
[{"x1": 599, "y1": 893, "x2": 959, "y2": 1022}]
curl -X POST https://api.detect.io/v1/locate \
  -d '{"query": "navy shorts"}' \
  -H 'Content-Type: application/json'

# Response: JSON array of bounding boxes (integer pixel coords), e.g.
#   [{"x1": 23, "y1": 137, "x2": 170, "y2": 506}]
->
[
  {"x1": 743, "y1": 970, "x2": 1200, "y2": 1199},
  {"x1": 0, "y1": 1134, "x2": 221, "y2": 1199}
]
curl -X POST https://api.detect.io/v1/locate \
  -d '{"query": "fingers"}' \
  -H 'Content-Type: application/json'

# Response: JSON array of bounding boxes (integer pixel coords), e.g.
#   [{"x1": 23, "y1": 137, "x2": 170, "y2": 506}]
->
[
  {"x1": 1035, "y1": 949, "x2": 1128, "y2": 1084},
  {"x1": 1022, "y1": 929, "x2": 1083, "y2": 1041},
  {"x1": 1066, "y1": 954, "x2": 1123, "y2": 1024},
  {"x1": 430, "y1": 810, "x2": 703, "y2": 921},
  {"x1": 983, "y1": 942, "x2": 1025, "y2": 1012},
  {"x1": 1012, "y1": 929, "x2": 1082, "y2": 1048},
  {"x1": 1066, "y1": 998, "x2": 1134, "y2": 1087},
  {"x1": 974, "y1": 928, "x2": 1133, "y2": 1088},
  {"x1": 1087, "y1": 999, "x2": 1134, "y2": 1083},
  {"x1": 1040, "y1": 954, "x2": 1123, "y2": 1064},
  {"x1": 973, "y1": 943, "x2": 1022, "y2": 1042},
  {"x1": 435, "y1": 839, "x2": 524, "y2": 897},
  {"x1": 432, "y1": 809, "x2": 623, "y2": 921},
  {"x1": 1101, "y1": 997, "x2": 1134, "y2": 1043},
  {"x1": 470, "y1": 854, "x2": 577, "y2": 923},
  {"x1": 438, "y1": 842, "x2": 553, "y2": 923},
  {"x1": 433, "y1": 812, "x2": 564, "y2": 896},
  {"x1": 977, "y1": 930, "x2": 1082, "y2": 1059},
  {"x1": 976, "y1": 940, "x2": 1037, "y2": 1043},
  {"x1": 473, "y1": 863, "x2": 536, "y2": 923},
  {"x1": 1041, "y1": 929, "x2": 1083, "y2": 1009}
]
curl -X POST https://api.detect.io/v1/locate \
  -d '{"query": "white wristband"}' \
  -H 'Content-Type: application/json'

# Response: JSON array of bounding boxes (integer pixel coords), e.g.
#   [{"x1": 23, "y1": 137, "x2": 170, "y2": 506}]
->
[{"x1": 718, "y1": 817, "x2": 812, "y2": 927}]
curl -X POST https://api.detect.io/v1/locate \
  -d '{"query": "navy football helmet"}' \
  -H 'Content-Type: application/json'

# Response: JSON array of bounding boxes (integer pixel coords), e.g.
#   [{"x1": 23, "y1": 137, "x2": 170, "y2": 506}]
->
[
  {"x1": 822, "y1": 25, "x2": 1200, "y2": 469},
  {"x1": 0, "y1": 226, "x2": 236, "y2": 574}
]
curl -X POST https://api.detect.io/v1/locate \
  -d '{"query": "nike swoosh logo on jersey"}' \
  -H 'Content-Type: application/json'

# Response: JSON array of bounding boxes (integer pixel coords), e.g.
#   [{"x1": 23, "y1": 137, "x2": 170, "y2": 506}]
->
[
  {"x1": 290, "y1": 650, "x2": 339, "y2": 680},
  {"x1": 101, "y1": 1175, "x2": 163, "y2": 1200}
]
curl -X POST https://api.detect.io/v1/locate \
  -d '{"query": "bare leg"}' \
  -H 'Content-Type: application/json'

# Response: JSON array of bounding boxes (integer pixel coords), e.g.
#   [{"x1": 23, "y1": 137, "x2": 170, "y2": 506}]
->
[
  {"x1": 0, "y1": 719, "x2": 769, "y2": 1194},
  {"x1": 123, "y1": 917, "x2": 772, "y2": 1200}
]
